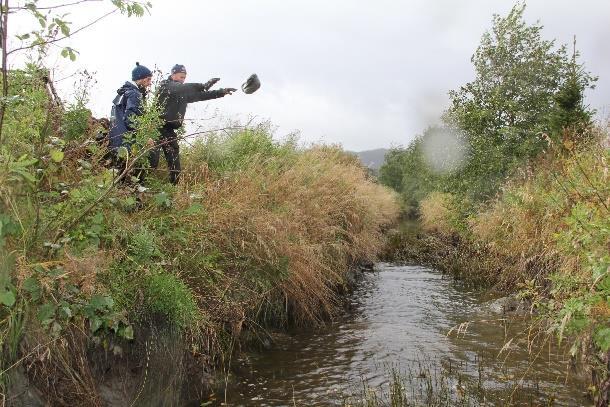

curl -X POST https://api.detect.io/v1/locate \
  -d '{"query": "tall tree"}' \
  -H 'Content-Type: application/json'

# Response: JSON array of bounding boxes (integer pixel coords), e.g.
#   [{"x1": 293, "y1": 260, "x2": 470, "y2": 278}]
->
[
  {"x1": 444, "y1": 3, "x2": 596, "y2": 200},
  {"x1": 548, "y1": 38, "x2": 596, "y2": 141}
]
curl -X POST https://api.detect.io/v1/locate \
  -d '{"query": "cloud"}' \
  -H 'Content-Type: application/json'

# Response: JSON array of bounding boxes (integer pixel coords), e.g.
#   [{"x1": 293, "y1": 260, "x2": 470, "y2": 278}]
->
[{"x1": 19, "y1": 0, "x2": 607, "y2": 151}]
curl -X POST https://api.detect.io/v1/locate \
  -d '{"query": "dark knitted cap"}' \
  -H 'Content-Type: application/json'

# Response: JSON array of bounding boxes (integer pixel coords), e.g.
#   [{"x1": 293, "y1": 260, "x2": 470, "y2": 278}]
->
[
  {"x1": 132, "y1": 62, "x2": 152, "y2": 81},
  {"x1": 171, "y1": 64, "x2": 187, "y2": 75}
]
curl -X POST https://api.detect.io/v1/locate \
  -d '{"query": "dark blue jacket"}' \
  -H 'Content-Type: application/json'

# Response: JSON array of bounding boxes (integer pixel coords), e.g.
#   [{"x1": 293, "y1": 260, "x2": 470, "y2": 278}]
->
[{"x1": 108, "y1": 81, "x2": 145, "y2": 151}]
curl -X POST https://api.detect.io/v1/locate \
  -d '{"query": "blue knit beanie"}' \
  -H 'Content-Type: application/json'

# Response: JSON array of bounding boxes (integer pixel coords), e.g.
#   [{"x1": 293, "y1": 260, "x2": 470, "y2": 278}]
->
[
  {"x1": 171, "y1": 64, "x2": 187, "y2": 75},
  {"x1": 132, "y1": 62, "x2": 152, "y2": 81}
]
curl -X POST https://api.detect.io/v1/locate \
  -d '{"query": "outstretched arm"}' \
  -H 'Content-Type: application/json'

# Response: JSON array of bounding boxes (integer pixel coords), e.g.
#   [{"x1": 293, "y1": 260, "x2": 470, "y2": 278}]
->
[
  {"x1": 186, "y1": 88, "x2": 226, "y2": 103},
  {"x1": 165, "y1": 80, "x2": 235, "y2": 103}
]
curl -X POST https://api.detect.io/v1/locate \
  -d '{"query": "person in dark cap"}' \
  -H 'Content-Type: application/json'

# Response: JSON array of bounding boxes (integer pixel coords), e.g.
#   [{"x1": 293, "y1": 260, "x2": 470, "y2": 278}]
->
[
  {"x1": 108, "y1": 62, "x2": 154, "y2": 180},
  {"x1": 151, "y1": 64, "x2": 236, "y2": 185},
  {"x1": 109, "y1": 62, "x2": 153, "y2": 153}
]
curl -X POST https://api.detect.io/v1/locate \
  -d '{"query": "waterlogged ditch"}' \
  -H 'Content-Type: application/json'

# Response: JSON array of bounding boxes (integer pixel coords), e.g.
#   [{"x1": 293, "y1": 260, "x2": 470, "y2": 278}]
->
[{"x1": 214, "y1": 264, "x2": 590, "y2": 406}]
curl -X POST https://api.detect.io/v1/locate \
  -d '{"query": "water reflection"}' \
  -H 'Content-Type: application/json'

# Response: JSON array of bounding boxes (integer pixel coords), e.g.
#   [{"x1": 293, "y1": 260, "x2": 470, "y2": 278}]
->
[{"x1": 219, "y1": 264, "x2": 589, "y2": 406}]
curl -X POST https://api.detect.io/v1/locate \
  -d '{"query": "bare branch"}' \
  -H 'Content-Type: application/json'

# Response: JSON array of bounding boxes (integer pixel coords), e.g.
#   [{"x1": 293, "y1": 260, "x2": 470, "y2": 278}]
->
[
  {"x1": 0, "y1": 0, "x2": 10, "y2": 145},
  {"x1": 7, "y1": 8, "x2": 117, "y2": 56},
  {"x1": 9, "y1": 0, "x2": 103, "y2": 11}
]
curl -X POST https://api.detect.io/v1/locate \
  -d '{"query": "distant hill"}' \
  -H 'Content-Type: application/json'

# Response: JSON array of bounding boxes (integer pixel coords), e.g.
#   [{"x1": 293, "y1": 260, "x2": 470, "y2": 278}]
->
[{"x1": 350, "y1": 148, "x2": 389, "y2": 171}]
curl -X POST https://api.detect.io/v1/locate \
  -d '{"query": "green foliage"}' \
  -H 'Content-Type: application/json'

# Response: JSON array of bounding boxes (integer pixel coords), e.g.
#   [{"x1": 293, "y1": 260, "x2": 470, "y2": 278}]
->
[
  {"x1": 0, "y1": 151, "x2": 38, "y2": 194},
  {"x1": 12, "y1": 1, "x2": 151, "y2": 59},
  {"x1": 127, "y1": 94, "x2": 163, "y2": 148},
  {"x1": 0, "y1": 215, "x2": 17, "y2": 310},
  {"x1": 17, "y1": 263, "x2": 134, "y2": 340},
  {"x1": 128, "y1": 227, "x2": 161, "y2": 262},
  {"x1": 0, "y1": 213, "x2": 20, "y2": 248},
  {"x1": 103, "y1": 223, "x2": 202, "y2": 332},
  {"x1": 186, "y1": 124, "x2": 298, "y2": 174},
  {"x1": 62, "y1": 103, "x2": 91, "y2": 142},
  {"x1": 444, "y1": 3, "x2": 595, "y2": 200},
  {"x1": 379, "y1": 127, "x2": 463, "y2": 215},
  {"x1": 546, "y1": 48, "x2": 597, "y2": 145},
  {"x1": 401, "y1": 138, "x2": 442, "y2": 213},
  {"x1": 153, "y1": 191, "x2": 172, "y2": 209},
  {"x1": 2, "y1": 67, "x2": 51, "y2": 155},
  {"x1": 546, "y1": 152, "x2": 610, "y2": 350},
  {"x1": 0, "y1": 289, "x2": 15, "y2": 308},
  {"x1": 595, "y1": 327, "x2": 610, "y2": 352},
  {"x1": 68, "y1": 211, "x2": 108, "y2": 250},
  {"x1": 111, "y1": 0, "x2": 152, "y2": 17},
  {"x1": 102, "y1": 262, "x2": 140, "y2": 317},
  {"x1": 60, "y1": 47, "x2": 78, "y2": 62},
  {"x1": 82, "y1": 294, "x2": 130, "y2": 338},
  {"x1": 143, "y1": 271, "x2": 199, "y2": 329},
  {"x1": 378, "y1": 148, "x2": 408, "y2": 193}
]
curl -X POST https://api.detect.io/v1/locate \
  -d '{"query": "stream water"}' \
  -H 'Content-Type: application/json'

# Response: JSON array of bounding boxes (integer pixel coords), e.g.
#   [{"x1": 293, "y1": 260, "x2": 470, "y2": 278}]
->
[{"x1": 216, "y1": 264, "x2": 590, "y2": 406}]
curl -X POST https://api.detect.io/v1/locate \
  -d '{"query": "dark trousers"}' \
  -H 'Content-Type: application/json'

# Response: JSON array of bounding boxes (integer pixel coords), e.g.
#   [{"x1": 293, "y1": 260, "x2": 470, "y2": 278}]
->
[{"x1": 149, "y1": 125, "x2": 181, "y2": 185}]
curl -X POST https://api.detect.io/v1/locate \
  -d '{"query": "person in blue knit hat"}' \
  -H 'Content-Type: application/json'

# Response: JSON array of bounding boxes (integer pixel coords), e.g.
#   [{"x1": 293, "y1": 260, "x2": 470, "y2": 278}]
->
[
  {"x1": 150, "y1": 64, "x2": 237, "y2": 185},
  {"x1": 108, "y1": 62, "x2": 154, "y2": 179}
]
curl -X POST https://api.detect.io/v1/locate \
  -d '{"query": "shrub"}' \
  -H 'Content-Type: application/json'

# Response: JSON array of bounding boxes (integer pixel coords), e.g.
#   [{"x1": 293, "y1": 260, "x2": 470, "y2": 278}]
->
[
  {"x1": 419, "y1": 192, "x2": 463, "y2": 235},
  {"x1": 184, "y1": 124, "x2": 298, "y2": 175},
  {"x1": 144, "y1": 271, "x2": 199, "y2": 329}
]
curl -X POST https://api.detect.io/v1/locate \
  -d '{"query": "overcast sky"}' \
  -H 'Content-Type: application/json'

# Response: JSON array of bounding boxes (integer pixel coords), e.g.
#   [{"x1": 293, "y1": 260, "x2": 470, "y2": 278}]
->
[{"x1": 11, "y1": 0, "x2": 610, "y2": 151}]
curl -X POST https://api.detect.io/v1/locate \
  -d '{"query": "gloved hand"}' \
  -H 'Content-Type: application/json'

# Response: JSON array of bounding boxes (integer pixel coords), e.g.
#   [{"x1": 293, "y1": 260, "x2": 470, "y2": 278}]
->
[
  {"x1": 203, "y1": 77, "x2": 220, "y2": 91},
  {"x1": 220, "y1": 88, "x2": 237, "y2": 96}
]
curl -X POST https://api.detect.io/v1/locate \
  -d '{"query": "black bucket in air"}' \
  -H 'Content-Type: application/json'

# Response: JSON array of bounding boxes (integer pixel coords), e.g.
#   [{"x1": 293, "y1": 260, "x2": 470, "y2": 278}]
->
[{"x1": 242, "y1": 73, "x2": 261, "y2": 94}]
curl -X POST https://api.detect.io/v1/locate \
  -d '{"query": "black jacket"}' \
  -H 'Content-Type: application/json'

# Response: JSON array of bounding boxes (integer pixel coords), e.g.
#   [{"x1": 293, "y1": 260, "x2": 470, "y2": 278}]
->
[{"x1": 157, "y1": 77, "x2": 224, "y2": 128}]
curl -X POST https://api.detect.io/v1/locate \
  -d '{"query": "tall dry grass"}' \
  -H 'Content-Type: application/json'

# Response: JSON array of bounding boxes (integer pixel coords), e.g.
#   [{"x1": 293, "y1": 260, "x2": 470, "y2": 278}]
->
[
  {"x1": 174, "y1": 145, "x2": 400, "y2": 326},
  {"x1": 417, "y1": 134, "x2": 609, "y2": 290},
  {"x1": 415, "y1": 131, "x2": 610, "y2": 403},
  {"x1": 419, "y1": 192, "x2": 462, "y2": 236},
  {"x1": 469, "y1": 141, "x2": 609, "y2": 288}
]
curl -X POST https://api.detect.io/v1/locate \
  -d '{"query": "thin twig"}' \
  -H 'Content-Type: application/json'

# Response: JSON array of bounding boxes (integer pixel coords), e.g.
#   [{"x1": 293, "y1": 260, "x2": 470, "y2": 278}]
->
[
  {"x1": 7, "y1": 8, "x2": 117, "y2": 55},
  {"x1": 9, "y1": 0, "x2": 102, "y2": 11},
  {"x1": 0, "y1": 337, "x2": 58, "y2": 376}
]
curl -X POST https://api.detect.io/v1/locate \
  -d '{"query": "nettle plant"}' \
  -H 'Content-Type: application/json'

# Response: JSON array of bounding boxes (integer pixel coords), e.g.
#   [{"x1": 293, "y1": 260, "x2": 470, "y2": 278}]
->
[
  {"x1": 554, "y1": 192, "x2": 610, "y2": 353},
  {"x1": 21, "y1": 264, "x2": 133, "y2": 340}
]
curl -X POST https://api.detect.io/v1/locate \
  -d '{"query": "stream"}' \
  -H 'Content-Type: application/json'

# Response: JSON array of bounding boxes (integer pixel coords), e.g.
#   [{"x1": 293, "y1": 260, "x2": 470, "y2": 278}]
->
[{"x1": 216, "y1": 264, "x2": 590, "y2": 406}]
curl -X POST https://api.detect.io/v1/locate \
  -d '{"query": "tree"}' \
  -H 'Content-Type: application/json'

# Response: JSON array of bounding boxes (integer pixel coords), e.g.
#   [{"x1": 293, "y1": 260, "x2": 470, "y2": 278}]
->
[
  {"x1": 444, "y1": 3, "x2": 596, "y2": 200},
  {"x1": 547, "y1": 38, "x2": 596, "y2": 141},
  {"x1": 398, "y1": 136, "x2": 438, "y2": 215},
  {"x1": 379, "y1": 128, "x2": 446, "y2": 215},
  {"x1": 379, "y1": 147, "x2": 407, "y2": 193}
]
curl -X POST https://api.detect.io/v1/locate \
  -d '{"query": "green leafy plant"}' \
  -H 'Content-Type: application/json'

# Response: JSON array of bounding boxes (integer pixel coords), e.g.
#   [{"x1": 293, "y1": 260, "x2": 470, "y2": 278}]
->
[{"x1": 144, "y1": 271, "x2": 199, "y2": 330}]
